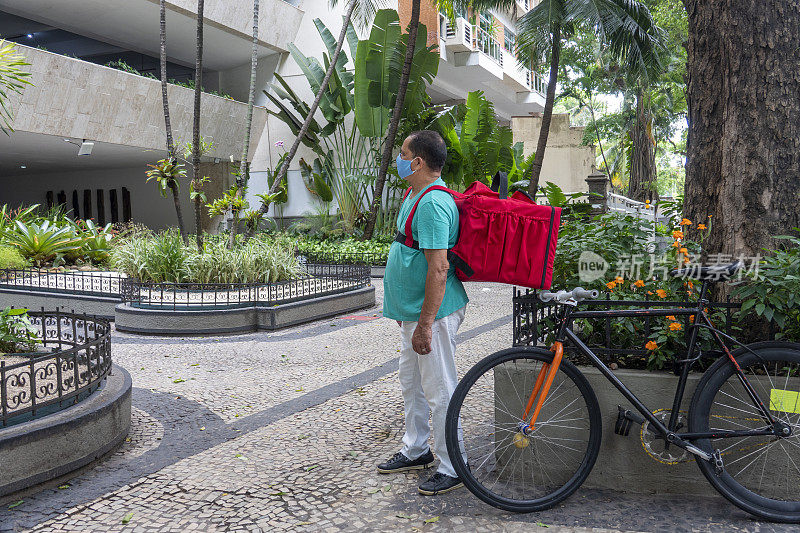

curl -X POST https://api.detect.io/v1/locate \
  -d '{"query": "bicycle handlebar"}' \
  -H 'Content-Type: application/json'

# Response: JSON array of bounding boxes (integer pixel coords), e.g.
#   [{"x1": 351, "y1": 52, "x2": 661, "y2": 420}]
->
[{"x1": 539, "y1": 287, "x2": 599, "y2": 303}]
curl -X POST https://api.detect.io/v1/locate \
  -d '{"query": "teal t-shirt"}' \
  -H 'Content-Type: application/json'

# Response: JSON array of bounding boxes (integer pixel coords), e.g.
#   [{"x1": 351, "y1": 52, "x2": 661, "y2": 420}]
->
[{"x1": 383, "y1": 178, "x2": 469, "y2": 322}]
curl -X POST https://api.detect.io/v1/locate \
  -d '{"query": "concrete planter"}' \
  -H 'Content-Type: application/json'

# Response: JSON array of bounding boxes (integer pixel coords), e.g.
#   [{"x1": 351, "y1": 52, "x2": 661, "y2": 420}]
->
[
  {"x1": 0, "y1": 288, "x2": 118, "y2": 319},
  {"x1": 0, "y1": 365, "x2": 131, "y2": 497},
  {"x1": 115, "y1": 285, "x2": 376, "y2": 335},
  {"x1": 496, "y1": 364, "x2": 718, "y2": 496}
]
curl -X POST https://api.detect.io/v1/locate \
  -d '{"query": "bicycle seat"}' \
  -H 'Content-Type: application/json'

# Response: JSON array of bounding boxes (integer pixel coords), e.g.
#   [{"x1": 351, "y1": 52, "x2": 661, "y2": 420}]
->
[{"x1": 668, "y1": 261, "x2": 743, "y2": 282}]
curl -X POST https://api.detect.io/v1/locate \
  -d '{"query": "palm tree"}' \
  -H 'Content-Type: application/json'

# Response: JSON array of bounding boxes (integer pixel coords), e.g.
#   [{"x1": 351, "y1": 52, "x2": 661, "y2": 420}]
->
[
  {"x1": 191, "y1": 0, "x2": 205, "y2": 251},
  {"x1": 361, "y1": 0, "x2": 421, "y2": 240},
  {"x1": 227, "y1": 0, "x2": 260, "y2": 249},
  {"x1": 515, "y1": 0, "x2": 664, "y2": 197},
  {"x1": 159, "y1": 0, "x2": 188, "y2": 242},
  {"x1": 245, "y1": 0, "x2": 382, "y2": 239}
]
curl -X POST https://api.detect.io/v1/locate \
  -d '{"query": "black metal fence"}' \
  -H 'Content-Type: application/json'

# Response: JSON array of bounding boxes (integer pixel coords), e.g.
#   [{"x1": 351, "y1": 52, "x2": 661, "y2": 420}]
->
[
  {"x1": 0, "y1": 268, "x2": 125, "y2": 297},
  {"x1": 513, "y1": 287, "x2": 756, "y2": 359},
  {"x1": 1, "y1": 310, "x2": 112, "y2": 427},
  {"x1": 121, "y1": 256, "x2": 371, "y2": 310}
]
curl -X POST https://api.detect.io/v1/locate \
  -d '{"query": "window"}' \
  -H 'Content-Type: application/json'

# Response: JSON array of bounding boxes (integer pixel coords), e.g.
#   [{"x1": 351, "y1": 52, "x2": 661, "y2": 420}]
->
[{"x1": 504, "y1": 28, "x2": 516, "y2": 52}]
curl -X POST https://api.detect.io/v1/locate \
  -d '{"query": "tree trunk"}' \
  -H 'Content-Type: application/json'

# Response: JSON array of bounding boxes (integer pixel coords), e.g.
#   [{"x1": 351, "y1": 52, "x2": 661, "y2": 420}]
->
[
  {"x1": 245, "y1": 0, "x2": 358, "y2": 240},
  {"x1": 527, "y1": 24, "x2": 561, "y2": 198},
  {"x1": 361, "y1": 0, "x2": 421, "y2": 241},
  {"x1": 228, "y1": 0, "x2": 259, "y2": 249},
  {"x1": 159, "y1": 0, "x2": 187, "y2": 241},
  {"x1": 684, "y1": 0, "x2": 800, "y2": 264},
  {"x1": 192, "y1": 0, "x2": 204, "y2": 252},
  {"x1": 628, "y1": 88, "x2": 657, "y2": 202}
]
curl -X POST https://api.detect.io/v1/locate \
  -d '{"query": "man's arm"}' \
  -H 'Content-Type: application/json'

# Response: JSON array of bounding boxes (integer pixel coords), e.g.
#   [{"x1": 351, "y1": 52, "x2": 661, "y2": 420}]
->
[{"x1": 411, "y1": 248, "x2": 449, "y2": 354}]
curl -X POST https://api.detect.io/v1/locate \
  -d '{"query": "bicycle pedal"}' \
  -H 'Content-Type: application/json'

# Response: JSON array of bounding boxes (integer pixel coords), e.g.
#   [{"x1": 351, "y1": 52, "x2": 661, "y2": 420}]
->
[
  {"x1": 615, "y1": 405, "x2": 645, "y2": 436},
  {"x1": 712, "y1": 449, "x2": 724, "y2": 476}
]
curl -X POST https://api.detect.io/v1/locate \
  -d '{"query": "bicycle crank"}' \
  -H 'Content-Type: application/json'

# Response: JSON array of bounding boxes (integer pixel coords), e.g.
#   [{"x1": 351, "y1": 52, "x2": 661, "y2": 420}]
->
[{"x1": 640, "y1": 409, "x2": 691, "y2": 464}]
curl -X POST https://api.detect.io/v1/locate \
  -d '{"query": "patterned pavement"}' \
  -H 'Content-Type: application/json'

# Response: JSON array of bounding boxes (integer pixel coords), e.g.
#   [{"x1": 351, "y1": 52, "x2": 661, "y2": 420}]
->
[{"x1": 0, "y1": 283, "x2": 794, "y2": 532}]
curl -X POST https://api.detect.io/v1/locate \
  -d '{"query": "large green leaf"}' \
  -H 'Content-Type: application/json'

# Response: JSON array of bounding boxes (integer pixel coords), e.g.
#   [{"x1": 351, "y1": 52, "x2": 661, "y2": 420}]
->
[{"x1": 354, "y1": 9, "x2": 401, "y2": 138}]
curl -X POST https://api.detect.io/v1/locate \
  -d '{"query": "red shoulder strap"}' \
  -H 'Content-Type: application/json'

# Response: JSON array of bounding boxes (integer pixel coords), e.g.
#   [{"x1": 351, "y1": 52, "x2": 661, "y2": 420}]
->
[{"x1": 403, "y1": 185, "x2": 458, "y2": 248}]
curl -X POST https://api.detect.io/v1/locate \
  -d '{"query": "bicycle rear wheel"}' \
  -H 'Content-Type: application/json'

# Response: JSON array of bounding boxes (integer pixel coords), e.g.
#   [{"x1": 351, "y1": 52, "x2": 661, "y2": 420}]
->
[
  {"x1": 444, "y1": 347, "x2": 601, "y2": 512},
  {"x1": 689, "y1": 341, "x2": 800, "y2": 522}
]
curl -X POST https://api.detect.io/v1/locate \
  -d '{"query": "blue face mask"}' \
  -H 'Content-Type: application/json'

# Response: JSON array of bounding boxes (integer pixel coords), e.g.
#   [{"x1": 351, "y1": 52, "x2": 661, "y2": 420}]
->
[{"x1": 396, "y1": 153, "x2": 416, "y2": 179}]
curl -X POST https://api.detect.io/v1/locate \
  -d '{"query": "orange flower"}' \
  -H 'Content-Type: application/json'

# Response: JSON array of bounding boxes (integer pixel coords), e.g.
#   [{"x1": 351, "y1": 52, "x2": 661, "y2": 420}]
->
[
  {"x1": 697, "y1": 224, "x2": 707, "y2": 230},
  {"x1": 688, "y1": 281, "x2": 694, "y2": 289},
  {"x1": 615, "y1": 276, "x2": 624, "y2": 284},
  {"x1": 645, "y1": 341, "x2": 658, "y2": 351},
  {"x1": 680, "y1": 218, "x2": 692, "y2": 226},
  {"x1": 634, "y1": 279, "x2": 645, "y2": 287},
  {"x1": 606, "y1": 281, "x2": 616, "y2": 290},
  {"x1": 672, "y1": 241, "x2": 681, "y2": 248},
  {"x1": 683, "y1": 256, "x2": 691, "y2": 265},
  {"x1": 669, "y1": 322, "x2": 682, "y2": 331},
  {"x1": 647, "y1": 290, "x2": 653, "y2": 295},
  {"x1": 666, "y1": 315, "x2": 677, "y2": 321},
  {"x1": 679, "y1": 247, "x2": 688, "y2": 255},
  {"x1": 656, "y1": 289, "x2": 667, "y2": 298},
  {"x1": 690, "y1": 315, "x2": 695, "y2": 323},
  {"x1": 672, "y1": 230, "x2": 684, "y2": 240}
]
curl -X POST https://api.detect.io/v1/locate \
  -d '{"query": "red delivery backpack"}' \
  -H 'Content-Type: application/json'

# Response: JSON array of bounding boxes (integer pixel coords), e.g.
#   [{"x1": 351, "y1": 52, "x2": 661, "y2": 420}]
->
[{"x1": 396, "y1": 173, "x2": 561, "y2": 289}]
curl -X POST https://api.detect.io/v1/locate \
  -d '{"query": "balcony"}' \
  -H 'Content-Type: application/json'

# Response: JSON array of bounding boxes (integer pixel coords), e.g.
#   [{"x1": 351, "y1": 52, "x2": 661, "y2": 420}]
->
[
  {"x1": 0, "y1": 0, "x2": 303, "y2": 70},
  {"x1": 440, "y1": 15, "x2": 545, "y2": 95},
  {"x1": 3, "y1": 44, "x2": 267, "y2": 166}
]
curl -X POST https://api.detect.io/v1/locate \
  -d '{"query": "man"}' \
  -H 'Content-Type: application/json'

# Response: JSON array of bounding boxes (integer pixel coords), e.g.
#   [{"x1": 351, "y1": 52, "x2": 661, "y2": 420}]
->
[{"x1": 377, "y1": 130, "x2": 469, "y2": 496}]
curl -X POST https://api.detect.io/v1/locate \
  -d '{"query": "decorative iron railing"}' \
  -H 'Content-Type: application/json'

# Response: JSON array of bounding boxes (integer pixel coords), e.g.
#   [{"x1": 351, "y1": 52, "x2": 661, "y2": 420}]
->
[
  {"x1": 0, "y1": 269, "x2": 126, "y2": 297},
  {"x1": 1, "y1": 310, "x2": 112, "y2": 427},
  {"x1": 512, "y1": 287, "x2": 773, "y2": 360},
  {"x1": 120, "y1": 256, "x2": 371, "y2": 310}
]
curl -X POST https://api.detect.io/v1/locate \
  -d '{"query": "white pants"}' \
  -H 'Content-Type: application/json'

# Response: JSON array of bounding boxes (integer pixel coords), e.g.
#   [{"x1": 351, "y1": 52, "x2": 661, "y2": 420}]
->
[{"x1": 398, "y1": 306, "x2": 466, "y2": 478}]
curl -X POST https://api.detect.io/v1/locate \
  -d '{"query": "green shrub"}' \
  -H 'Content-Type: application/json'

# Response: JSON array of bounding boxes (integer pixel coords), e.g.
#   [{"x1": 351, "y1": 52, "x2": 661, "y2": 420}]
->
[
  {"x1": 0, "y1": 307, "x2": 38, "y2": 354},
  {"x1": 0, "y1": 245, "x2": 28, "y2": 269},
  {"x1": 733, "y1": 230, "x2": 800, "y2": 341},
  {"x1": 110, "y1": 231, "x2": 302, "y2": 284},
  {"x1": 2, "y1": 220, "x2": 85, "y2": 266}
]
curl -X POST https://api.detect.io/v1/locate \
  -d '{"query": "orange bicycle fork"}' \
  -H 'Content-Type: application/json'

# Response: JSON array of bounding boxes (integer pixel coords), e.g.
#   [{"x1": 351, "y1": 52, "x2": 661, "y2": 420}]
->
[{"x1": 520, "y1": 341, "x2": 564, "y2": 433}]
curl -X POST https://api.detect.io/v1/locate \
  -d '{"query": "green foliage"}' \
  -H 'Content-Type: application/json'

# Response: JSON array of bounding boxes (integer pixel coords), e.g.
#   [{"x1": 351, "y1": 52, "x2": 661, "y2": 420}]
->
[
  {"x1": 354, "y1": 10, "x2": 439, "y2": 138},
  {"x1": 0, "y1": 307, "x2": 38, "y2": 354},
  {"x1": 0, "y1": 40, "x2": 33, "y2": 135},
  {"x1": 295, "y1": 237, "x2": 390, "y2": 263},
  {"x1": 146, "y1": 159, "x2": 187, "y2": 198},
  {"x1": 2, "y1": 220, "x2": 86, "y2": 266},
  {"x1": 0, "y1": 245, "x2": 27, "y2": 269},
  {"x1": 207, "y1": 186, "x2": 248, "y2": 218},
  {"x1": 432, "y1": 91, "x2": 523, "y2": 190},
  {"x1": 264, "y1": 12, "x2": 438, "y2": 232},
  {"x1": 65, "y1": 220, "x2": 113, "y2": 264},
  {"x1": 733, "y1": 230, "x2": 800, "y2": 341},
  {"x1": 103, "y1": 59, "x2": 235, "y2": 100},
  {"x1": 110, "y1": 232, "x2": 302, "y2": 284}
]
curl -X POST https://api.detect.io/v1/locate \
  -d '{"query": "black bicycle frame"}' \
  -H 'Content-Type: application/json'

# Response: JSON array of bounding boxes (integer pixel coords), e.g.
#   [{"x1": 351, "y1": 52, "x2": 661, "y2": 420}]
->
[{"x1": 552, "y1": 281, "x2": 780, "y2": 453}]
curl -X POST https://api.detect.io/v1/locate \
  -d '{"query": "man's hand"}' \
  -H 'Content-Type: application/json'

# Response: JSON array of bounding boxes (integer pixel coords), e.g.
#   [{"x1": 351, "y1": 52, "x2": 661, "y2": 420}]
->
[{"x1": 412, "y1": 323, "x2": 433, "y2": 354}]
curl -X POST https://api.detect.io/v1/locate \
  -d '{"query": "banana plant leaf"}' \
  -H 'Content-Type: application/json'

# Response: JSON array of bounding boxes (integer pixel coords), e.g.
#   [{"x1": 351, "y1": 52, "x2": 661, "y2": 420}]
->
[{"x1": 354, "y1": 9, "x2": 400, "y2": 138}]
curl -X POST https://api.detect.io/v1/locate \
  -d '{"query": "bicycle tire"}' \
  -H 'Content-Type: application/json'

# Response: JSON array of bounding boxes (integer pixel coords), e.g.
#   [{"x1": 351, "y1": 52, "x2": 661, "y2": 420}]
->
[
  {"x1": 445, "y1": 347, "x2": 602, "y2": 512},
  {"x1": 688, "y1": 341, "x2": 800, "y2": 522}
]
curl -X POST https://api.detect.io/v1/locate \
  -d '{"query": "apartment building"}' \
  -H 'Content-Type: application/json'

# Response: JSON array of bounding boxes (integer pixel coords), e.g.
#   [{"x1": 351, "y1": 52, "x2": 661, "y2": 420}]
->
[
  {"x1": 0, "y1": 0, "x2": 302, "y2": 230},
  {"x1": 0, "y1": 0, "x2": 546, "y2": 228}
]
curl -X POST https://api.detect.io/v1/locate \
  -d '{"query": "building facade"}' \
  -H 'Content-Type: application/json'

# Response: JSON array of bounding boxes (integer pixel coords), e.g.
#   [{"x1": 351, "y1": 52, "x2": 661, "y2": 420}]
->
[{"x1": 0, "y1": 0, "x2": 552, "y2": 229}]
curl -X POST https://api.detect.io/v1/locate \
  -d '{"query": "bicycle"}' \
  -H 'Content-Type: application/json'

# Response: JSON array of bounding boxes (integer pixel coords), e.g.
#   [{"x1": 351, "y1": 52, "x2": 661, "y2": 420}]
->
[{"x1": 445, "y1": 261, "x2": 800, "y2": 522}]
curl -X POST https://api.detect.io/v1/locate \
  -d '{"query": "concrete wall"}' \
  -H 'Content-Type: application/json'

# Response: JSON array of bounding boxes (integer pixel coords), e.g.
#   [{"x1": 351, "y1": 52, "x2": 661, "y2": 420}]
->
[
  {"x1": 511, "y1": 113, "x2": 596, "y2": 194},
  {"x1": 8, "y1": 44, "x2": 268, "y2": 161},
  {"x1": 161, "y1": 0, "x2": 304, "y2": 53}
]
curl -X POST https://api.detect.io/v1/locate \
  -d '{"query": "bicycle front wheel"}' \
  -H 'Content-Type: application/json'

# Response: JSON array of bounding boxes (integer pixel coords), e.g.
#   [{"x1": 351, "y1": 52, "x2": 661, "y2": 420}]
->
[
  {"x1": 689, "y1": 341, "x2": 800, "y2": 522},
  {"x1": 445, "y1": 347, "x2": 602, "y2": 512}
]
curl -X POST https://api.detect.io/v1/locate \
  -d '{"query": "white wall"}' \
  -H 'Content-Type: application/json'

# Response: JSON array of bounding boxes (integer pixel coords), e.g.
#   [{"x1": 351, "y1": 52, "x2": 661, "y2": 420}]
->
[{"x1": 0, "y1": 167, "x2": 198, "y2": 232}]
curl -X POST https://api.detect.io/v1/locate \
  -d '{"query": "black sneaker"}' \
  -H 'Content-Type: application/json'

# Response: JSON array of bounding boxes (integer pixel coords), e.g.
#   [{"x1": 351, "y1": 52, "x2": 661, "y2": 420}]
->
[
  {"x1": 418, "y1": 472, "x2": 463, "y2": 495},
  {"x1": 377, "y1": 451, "x2": 434, "y2": 473}
]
